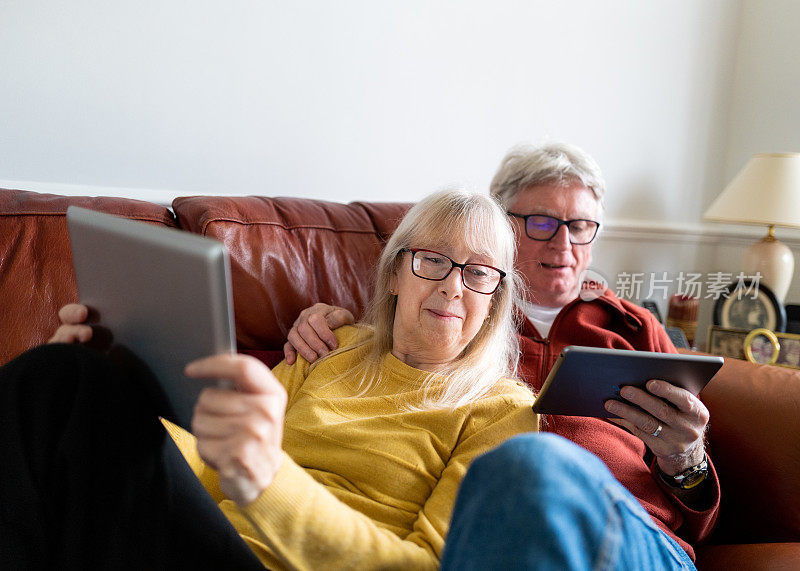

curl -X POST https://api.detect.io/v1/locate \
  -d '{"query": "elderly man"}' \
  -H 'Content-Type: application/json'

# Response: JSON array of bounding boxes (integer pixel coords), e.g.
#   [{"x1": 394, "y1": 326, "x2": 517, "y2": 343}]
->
[{"x1": 284, "y1": 142, "x2": 718, "y2": 568}]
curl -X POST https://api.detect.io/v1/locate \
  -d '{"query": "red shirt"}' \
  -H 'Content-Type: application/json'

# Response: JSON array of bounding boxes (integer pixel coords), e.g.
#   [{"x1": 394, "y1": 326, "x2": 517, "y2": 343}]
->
[{"x1": 518, "y1": 289, "x2": 720, "y2": 560}]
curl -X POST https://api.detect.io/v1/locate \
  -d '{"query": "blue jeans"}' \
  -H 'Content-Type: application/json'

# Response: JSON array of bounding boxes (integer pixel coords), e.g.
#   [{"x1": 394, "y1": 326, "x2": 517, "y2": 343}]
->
[{"x1": 442, "y1": 433, "x2": 696, "y2": 571}]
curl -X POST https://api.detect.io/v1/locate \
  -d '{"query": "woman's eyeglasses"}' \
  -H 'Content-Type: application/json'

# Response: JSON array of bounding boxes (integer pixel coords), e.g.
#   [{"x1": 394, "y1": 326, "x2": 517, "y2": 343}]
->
[
  {"x1": 507, "y1": 212, "x2": 600, "y2": 245},
  {"x1": 402, "y1": 249, "x2": 505, "y2": 295}
]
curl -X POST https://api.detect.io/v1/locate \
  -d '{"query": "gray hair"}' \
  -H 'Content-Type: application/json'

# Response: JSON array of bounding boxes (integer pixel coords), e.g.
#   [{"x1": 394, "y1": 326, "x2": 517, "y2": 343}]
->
[
  {"x1": 326, "y1": 188, "x2": 522, "y2": 410},
  {"x1": 490, "y1": 142, "x2": 606, "y2": 215}
]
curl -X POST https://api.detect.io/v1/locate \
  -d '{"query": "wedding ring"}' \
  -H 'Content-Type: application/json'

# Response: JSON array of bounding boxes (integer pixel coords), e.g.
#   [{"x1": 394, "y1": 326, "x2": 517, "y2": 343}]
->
[{"x1": 652, "y1": 424, "x2": 663, "y2": 438}]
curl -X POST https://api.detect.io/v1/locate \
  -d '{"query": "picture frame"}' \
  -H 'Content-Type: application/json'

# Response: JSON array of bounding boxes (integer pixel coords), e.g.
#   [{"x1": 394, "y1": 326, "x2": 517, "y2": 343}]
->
[
  {"x1": 706, "y1": 326, "x2": 749, "y2": 360},
  {"x1": 775, "y1": 333, "x2": 800, "y2": 369},
  {"x1": 712, "y1": 279, "x2": 786, "y2": 333},
  {"x1": 743, "y1": 328, "x2": 780, "y2": 365},
  {"x1": 742, "y1": 328, "x2": 800, "y2": 369}
]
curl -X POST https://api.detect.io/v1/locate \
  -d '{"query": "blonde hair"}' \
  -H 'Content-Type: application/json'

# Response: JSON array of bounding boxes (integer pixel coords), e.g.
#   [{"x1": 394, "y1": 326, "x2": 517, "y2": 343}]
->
[{"x1": 326, "y1": 188, "x2": 521, "y2": 410}]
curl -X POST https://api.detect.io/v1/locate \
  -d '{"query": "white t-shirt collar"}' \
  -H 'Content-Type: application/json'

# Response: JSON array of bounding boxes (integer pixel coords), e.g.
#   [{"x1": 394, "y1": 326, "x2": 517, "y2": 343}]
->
[{"x1": 518, "y1": 299, "x2": 565, "y2": 339}]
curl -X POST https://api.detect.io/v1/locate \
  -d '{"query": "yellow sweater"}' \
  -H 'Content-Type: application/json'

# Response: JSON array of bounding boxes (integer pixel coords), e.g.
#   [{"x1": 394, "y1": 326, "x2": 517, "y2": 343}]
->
[{"x1": 165, "y1": 326, "x2": 538, "y2": 569}]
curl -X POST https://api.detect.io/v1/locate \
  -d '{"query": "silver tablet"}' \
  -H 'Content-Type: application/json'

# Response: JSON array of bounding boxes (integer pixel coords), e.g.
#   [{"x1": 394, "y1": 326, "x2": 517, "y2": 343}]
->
[
  {"x1": 67, "y1": 206, "x2": 236, "y2": 430},
  {"x1": 532, "y1": 345, "x2": 724, "y2": 418}
]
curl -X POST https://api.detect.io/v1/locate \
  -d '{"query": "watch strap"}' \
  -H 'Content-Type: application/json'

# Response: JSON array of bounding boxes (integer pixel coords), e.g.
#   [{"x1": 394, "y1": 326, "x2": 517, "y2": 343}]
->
[{"x1": 659, "y1": 455, "x2": 709, "y2": 490}]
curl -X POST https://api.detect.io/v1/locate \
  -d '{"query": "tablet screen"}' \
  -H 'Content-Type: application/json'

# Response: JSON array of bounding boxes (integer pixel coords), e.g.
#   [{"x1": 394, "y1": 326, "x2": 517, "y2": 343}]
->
[{"x1": 532, "y1": 346, "x2": 724, "y2": 418}]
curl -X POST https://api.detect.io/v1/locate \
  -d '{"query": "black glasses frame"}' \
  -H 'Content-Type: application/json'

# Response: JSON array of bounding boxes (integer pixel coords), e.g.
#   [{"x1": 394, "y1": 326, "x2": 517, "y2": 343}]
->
[
  {"x1": 507, "y1": 212, "x2": 600, "y2": 245},
  {"x1": 401, "y1": 248, "x2": 506, "y2": 295}
]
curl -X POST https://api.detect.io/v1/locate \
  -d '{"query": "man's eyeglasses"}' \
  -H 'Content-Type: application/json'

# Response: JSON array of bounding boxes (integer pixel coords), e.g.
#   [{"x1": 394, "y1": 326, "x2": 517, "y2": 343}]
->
[
  {"x1": 402, "y1": 249, "x2": 505, "y2": 295},
  {"x1": 507, "y1": 212, "x2": 600, "y2": 245}
]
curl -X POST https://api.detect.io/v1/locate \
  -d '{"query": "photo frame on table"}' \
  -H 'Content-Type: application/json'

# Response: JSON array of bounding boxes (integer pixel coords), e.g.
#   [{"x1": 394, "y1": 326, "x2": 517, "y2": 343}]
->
[
  {"x1": 743, "y1": 328, "x2": 780, "y2": 365},
  {"x1": 743, "y1": 327, "x2": 800, "y2": 369},
  {"x1": 775, "y1": 333, "x2": 800, "y2": 369},
  {"x1": 706, "y1": 326, "x2": 748, "y2": 360},
  {"x1": 712, "y1": 279, "x2": 786, "y2": 333}
]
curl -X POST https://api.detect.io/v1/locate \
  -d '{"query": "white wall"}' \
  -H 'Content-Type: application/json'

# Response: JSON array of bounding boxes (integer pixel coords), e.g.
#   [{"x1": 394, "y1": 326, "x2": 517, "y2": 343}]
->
[
  {"x1": 1, "y1": 0, "x2": 740, "y2": 217},
  {"x1": 5, "y1": 0, "x2": 800, "y2": 343},
  {"x1": 723, "y1": 0, "x2": 800, "y2": 184}
]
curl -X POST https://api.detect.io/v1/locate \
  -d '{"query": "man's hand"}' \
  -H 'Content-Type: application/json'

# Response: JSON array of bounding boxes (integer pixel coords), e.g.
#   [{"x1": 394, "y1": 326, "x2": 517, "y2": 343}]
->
[
  {"x1": 48, "y1": 303, "x2": 93, "y2": 344},
  {"x1": 604, "y1": 379, "x2": 709, "y2": 475},
  {"x1": 186, "y1": 354, "x2": 288, "y2": 507},
  {"x1": 283, "y1": 303, "x2": 355, "y2": 365}
]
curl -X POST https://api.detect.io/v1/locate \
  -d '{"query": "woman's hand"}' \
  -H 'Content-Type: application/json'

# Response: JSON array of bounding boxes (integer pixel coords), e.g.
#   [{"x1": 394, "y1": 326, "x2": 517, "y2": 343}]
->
[
  {"x1": 283, "y1": 303, "x2": 355, "y2": 364},
  {"x1": 186, "y1": 354, "x2": 288, "y2": 507},
  {"x1": 48, "y1": 303, "x2": 93, "y2": 344},
  {"x1": 604, "y1": 379, "x2": 709, "y2": 475}
]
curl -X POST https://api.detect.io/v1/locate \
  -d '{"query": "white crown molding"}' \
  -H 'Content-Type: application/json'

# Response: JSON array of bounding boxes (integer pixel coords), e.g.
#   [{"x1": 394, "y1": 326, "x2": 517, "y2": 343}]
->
[{"x1": 601, "y1": 218, "x2": 800, "y2": 249}]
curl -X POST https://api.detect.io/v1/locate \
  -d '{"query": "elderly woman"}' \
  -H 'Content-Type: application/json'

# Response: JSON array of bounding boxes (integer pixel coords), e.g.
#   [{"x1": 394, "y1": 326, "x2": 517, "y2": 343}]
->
[
  {"x1": 281, "y1": 142, "x2": 719, "y2": 569},
  {"x1": 0, "y1": 189, "x2": 537, "y2": 569}
]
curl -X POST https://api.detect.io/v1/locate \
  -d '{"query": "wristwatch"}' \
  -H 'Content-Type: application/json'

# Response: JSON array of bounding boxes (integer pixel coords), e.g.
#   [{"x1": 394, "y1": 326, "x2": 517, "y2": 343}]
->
[{"x1": 659, "y1": 455, "x2": 709, "y2": 490}]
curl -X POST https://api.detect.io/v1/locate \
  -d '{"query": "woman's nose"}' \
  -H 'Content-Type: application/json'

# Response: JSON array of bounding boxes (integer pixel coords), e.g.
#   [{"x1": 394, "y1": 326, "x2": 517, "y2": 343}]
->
[{"x1": 439, "y1": 268, "x2": 464, "y2": 298}]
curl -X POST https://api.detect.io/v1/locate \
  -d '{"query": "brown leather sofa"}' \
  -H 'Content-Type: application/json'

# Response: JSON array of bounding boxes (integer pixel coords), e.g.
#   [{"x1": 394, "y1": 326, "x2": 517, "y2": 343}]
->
[{"x1": 2, "y1": 188, "x2": 799, "y2": 569}]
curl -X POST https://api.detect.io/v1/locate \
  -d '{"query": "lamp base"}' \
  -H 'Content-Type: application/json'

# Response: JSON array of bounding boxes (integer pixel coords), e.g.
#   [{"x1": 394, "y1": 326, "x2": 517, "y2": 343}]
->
[{"x1": 741, "y1": 228, "x2": 794, "y2": 303}]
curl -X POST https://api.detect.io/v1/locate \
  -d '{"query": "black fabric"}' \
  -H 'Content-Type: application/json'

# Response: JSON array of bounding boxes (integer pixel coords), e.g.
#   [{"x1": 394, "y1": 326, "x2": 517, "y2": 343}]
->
[{"x1": 0, "y1": 343, "x2": 264, "y2": 570}]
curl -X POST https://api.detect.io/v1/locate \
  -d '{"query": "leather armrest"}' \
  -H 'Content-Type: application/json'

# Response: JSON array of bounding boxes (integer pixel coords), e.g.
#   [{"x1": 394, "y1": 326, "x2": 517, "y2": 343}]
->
[{"x1": 684, "y1": 349, "x2": 800, "y2": 542}]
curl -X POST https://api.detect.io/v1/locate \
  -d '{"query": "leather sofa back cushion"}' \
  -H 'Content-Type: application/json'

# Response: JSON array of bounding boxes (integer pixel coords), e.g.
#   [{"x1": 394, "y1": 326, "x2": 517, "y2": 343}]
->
[
  {"x1": 172, "y1": 196, "x2": 412, "y2": 351},
  {"x1": 696, "y1": 352, "x2": 800, "y2": 542},
  {"x1": 0, "y1": 189, "x2": 176, "y2": 364}
]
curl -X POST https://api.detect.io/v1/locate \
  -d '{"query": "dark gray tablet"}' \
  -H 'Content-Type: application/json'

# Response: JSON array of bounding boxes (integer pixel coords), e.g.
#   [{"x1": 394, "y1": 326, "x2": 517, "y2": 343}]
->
[
  {"x1": 67, "y1": 206, "x2": 236, "y2": 431},
  {"x1": 532, "y1": 346, "x2": 724, "y2": 418}
]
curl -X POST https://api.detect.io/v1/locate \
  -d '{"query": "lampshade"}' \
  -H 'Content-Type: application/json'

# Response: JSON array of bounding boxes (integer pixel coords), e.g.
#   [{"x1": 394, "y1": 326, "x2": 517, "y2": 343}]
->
[
  {"x1": 704, "y1": 152, "x2": 800, "y2": 304},
  {"x1": 704, "y1": 153, "x2": 800, "y2": 228}
]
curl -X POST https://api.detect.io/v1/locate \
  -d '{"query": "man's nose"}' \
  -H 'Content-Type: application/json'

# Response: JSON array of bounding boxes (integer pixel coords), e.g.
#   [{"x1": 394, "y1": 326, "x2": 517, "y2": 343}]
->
[{"x1": 549, "y1": 224, "x2": 571, "y2": 249}]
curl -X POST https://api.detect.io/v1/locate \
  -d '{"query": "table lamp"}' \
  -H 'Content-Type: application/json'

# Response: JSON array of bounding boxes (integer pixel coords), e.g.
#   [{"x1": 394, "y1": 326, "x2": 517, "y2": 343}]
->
[{"x1": 704, "y1": 152, "x2": 800, "y2": 302}]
